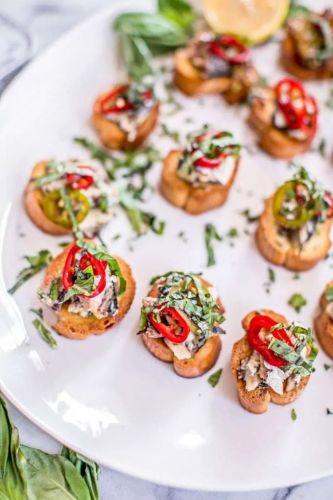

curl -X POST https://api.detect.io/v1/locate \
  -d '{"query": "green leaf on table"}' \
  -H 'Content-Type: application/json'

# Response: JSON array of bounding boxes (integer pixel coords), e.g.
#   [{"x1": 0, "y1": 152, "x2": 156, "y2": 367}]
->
[
  {"x1": 205, "y1": 223, "x2": 222, "y2": 267},
  {"x1": 8, "y1": 250, "x2": 52, "y2": 295},
  {"x1": 158, "y1": 0, "x2": 196, "y2": 31}
]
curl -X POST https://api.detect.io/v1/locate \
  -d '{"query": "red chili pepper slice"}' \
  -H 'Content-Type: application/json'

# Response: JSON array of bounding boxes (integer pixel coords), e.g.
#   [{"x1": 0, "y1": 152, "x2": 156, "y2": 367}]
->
[
  {"x1": 209, "y1": 35, "x2": 250, "y2": 64},
  {"x1": 248, "y1": 314, "x2": 294, "y2": 368},
  {"x1": 62, "y1": 244, "x2": 107, "y2": 298},
  {"x1": 193, "y1": 131, "x2": 229, "y2": 169},
  {"x1": 148, "y1": 306, "x2": 190, "y2": 344},
  {"x1": 275, "y1": 79, "x2": 317, "y2": 134},
  {"x1": 100, "y1": 84, "x2": 134, "y2": 115},
  {"x1": 66, "y1": 166, "x2": 94, "y2": 190}
]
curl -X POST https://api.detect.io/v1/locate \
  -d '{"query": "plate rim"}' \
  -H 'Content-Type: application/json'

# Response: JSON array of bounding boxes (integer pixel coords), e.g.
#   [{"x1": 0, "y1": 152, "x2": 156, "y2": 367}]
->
[{"x1": 1, "y1": 0, "x2": 333, "y2": 492}]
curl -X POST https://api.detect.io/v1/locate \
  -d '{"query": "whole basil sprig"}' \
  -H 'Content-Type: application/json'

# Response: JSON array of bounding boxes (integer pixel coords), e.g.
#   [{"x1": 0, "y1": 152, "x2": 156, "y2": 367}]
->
[{"x1": 113, "y1": 0, "x2": 196, "y2": 79}]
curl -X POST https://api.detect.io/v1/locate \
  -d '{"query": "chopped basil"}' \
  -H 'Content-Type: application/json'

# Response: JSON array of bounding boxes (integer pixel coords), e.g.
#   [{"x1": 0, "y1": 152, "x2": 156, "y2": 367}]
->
[
  {"x1": 227, "y1": 227, "x2": 239, "y2": 238},
  {"x1": 317, "y1": 138, "x2": 327, "y2": 158},
  {"x1": 74, "y1": 137, "x2": 112, "y2": 166},
  {"x1": 325, "y1": 287, "x2": 333, "y2": 301},
  {"x1": 99, "y1": 193, "x2": 109, "y2": 213},
  {"x1": 288, "y1": 293, "x2": 307, "y2": 313},
  {"x1": 59, "y1": 186, "x2": 83, "y2": 239},
  {"x1": 207, "y1": 368, "x2": 223, "y2": 388},
  {"x1": 268, "y1": 267, "x2": 275, "y2": 283},
  {"x1": 292, "y1": 273, "x2": 300, "y2": 280},
  {"x1": 324, "y1": 363, "x2": 332, "y2": 371},
  {"x1": 32, "y1": 318, "x2": 57, "y2": 349},
  {"x1": 327, "y1": 408, "x2": 333, "y2": 415},
  {"x1": 291, "y1": 408, "x2": 297, "y2": 421},
  {"x1": 62, "y1": 264, "x2": 95, "y2": 302},
  {"x1": 204, "y1": 223, "x2": 222, "y2": 267},
  {"x1": 29, "y1": 308, "x2": 43, "y2": 319},
  {"x1": 8, "y1": 250, "x2": 53, "y2": 295},
  {"x1": 49, "y1": 279, "x2": 60, "y2": 302},
  {"x1": 120, "y1": 198, "x2": 165, "y2": 237},
  {"x1": 58, "y1": 241, "x2": 71, "y2": 248},
  {"x1": 241, "y1": 209, "x2": 260, "y2": 223},
  {"x1": 159, "y1": 123, "x2": 181, "y2": 143}
]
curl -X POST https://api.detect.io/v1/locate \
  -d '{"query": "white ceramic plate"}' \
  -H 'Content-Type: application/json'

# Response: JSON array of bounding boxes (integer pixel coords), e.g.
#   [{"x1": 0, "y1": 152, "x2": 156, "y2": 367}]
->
[{"x1": 0, "y1": 0, "x2": 333, "y2": 491}]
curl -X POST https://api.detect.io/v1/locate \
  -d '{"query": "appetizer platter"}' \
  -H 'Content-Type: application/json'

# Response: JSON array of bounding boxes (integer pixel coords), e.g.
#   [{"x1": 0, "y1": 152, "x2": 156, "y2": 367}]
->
[{"x1": 0, "y1": 0, "x2": 333, "y2": 491}]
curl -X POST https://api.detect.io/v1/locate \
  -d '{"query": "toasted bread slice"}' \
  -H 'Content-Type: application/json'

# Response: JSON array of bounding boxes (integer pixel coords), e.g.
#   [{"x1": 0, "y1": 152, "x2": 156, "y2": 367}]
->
[
  {"x1": 141, "y1": 276, "x2": 224, "y2": 378},
  {"x1": 160, "y1": 150, "x2": 239, "y2": 215},
  {"x1": 92, "y1": 91, "x2": 159, "y2": 150},
  {"x1": 174, "y1": 47, "x2": 231, "y2": 96},
  {"x1": 256, "y1": 197, "x2": 332, "y2": 271},
  {"x1": 24, "y1": 161, "x2": 72, "y2": 235},
  {"x1": 231, "y1": 309, "x2": 309, "y2": 414},
  {"x1": 248, "y1": 93, "x2": 315, "y2": 159},
  {"x1": 42, "y1": 245, "x2": 135, "y2": 340},
  {"x1": 314, "y1": 282, "x2": 333, "y2": 359},
  {"x1": 281, "y1": 35, "x2": 333, "y2": 81}
]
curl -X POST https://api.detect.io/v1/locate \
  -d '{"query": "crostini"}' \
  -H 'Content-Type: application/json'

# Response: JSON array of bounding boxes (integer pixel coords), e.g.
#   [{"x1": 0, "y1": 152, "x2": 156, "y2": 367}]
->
[
  {"x1": 174, "y1": 33, "x2": 258, "y2": 103},
  {"x1": 282, "y1": 8, "x2": 333, "y2": 80},
  {"x1": 314, "y1": 282, "x2": 333, "y2": 359},
  {"x1": 232, "y1": 309, "x2": 318, "y2": 414},
  {"x1": 92, "y1": 81, "x2": 159, "y2": 150},
  {"x1": 256, "y1": 166, "x2": 333, "y2": 271},
  {"x1": 24, "y1": 159, "x2": 117, "y2": 236},
  {"x1": 248, "y1": 78, "x2": 318, "y2": 158},
  {"x1": 160, "y1": 127, "x2": 241, "y2": 214},
  {"x1": 138, "y1": 271, "x2": 225, "y2": 378},
  {"x1": 38, "y1": 240, "x2": 135, "y2": 340}
]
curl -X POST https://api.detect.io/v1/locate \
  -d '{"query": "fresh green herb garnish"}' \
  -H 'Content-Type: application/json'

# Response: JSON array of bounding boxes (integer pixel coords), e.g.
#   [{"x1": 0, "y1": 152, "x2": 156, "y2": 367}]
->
[
  {"x1": 58, "y1": 241, "x2": 72, "y2": 248},
  {"x1": 8, "y1": 250, "x2": 52, "y2": 295},
  {"x1": 227, "y1": 227, "x2": 239, "y2": 238},
  {"x1": 120, "y1": 198, "x2": 165, "y2": 237},
  {"x1": 32, "y1": 318, "x2": 57, "y2": 349},
  {"x1": 159, "y1": 123, "x2": 181, "y2": 143},
  {"x1": 324, "y1": 363, "x2": 332, "y2": 371},
  {"x1": 292, "y1": 273, "x2": 300, "y2": 280},
  {"x1": 317, "y1": 138, "x2": 327, "y2": 158},
  {"x1": 29, "y1": 307, "x2": 43, "y2": 319},
  {"x1": 288, "y1": 293, "x2": 307, "y2": 313},
  {"x1": 113, "y1": 0, "x2": 195, "y2": 79},
  {"x1": 327, "y1": 408, "x2": 333, "y2": 415},
  {"x1": 291, "y1": 408, "x2": 297, "y2": 421},
  {"x1": 74, "y1": 137, "x2": 112, "y2": 166},
  {"x1": 205, "y1": 223, "x2": 222, "y2": 267},
  {"x1": 0, "y1": 397, "x2": 100, "y2": 499},
  {"x1": 241, "y1": 209, "x2": 260, "y2": 223},
  {"x1": 268, "y1": 267, "x2": 275, "y2": 283},
  {"x1": 208, "y1": 368, "x2": 223, "y2": 388},
  {"x1": 59, "y1": 186, "x2": 83, "y2": 239},
  {"x1": 325, "y1": 287, "x2": 333, "y2": 301}
]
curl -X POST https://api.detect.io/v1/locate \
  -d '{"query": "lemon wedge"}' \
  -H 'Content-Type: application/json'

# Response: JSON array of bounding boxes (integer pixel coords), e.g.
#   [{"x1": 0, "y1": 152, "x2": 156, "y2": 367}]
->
[{"x1": 202, "y1": 0, "x2": 290, "y2": 45}]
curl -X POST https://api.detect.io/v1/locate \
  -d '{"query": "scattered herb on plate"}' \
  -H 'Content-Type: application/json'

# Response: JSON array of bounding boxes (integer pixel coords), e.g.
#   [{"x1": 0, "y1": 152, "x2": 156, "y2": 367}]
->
[
  {"x1": 208, "y1": 368, "x2": 223, "y2": 388},
  {"x1": 324, "y1": 363, "x2": 332, "y2": 371},
  {"x1": 227, "y1": 227, "x2": 239, "y2": 238},
  {"x1": 8, "y1": 250, "x2": 52, "y2": 295},
  {"x1": 291, "y1": 408, "x2": 297, "y2": 421},
  {"x1": 159, "y1": 123, "x2": 181, "y2": 143},
  {"x1": 32, "y1": 317, "x2": 58, "y2": 349},
  {"x1": 241, "y1": 209, "x2": 260, "y2": 223},
  {"x1": 288, "y1": 293, "x2": 307, "y2": 313},
  {"x1": 327, "y1": 408, "x2": 333, "y2": 415},
  {"x1": 205, "y1": 223, "x2": 222, "y2": 267}
]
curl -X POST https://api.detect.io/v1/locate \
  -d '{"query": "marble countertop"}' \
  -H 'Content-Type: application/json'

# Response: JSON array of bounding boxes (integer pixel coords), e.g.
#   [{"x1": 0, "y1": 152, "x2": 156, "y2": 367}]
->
[{"x1": 0, "y1": 1, "x2": 332, "y2": 499}]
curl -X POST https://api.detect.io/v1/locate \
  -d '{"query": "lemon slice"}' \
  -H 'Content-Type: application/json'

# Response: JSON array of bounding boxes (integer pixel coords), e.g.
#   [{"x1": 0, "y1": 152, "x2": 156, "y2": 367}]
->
[{"x1": 202, "y1": 0, "x2": 290, "y2": 45}]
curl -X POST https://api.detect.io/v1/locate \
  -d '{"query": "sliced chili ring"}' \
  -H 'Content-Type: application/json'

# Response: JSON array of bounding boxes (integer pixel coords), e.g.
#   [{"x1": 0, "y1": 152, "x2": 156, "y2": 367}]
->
[
  {"x1": 66, "y1": 166, "x2": 94, "y2": 190},
  {"x1": 272, "y1": 180, "x2": 313, "y2": 230},
  {"x1": 62, "y1": 244, "x2": 107, "y2": 298},
  {"x1": 248, "y1": 314, "x2": 294, "y2": 368},
  {"x1": 100, "y1": 84, "x2": 134, "y2": 115},
  {"x1": 208, "y1": 35, "x2": 250, "y2": 64},
  {"x1": 148, "y1": 306, "x2": 190, "y2": 344}
]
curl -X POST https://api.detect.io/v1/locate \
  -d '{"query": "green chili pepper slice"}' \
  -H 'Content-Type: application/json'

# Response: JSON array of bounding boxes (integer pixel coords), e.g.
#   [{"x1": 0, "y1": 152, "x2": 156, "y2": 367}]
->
[
  {"x1": 41, "y1": 189, "x2": 90, "y2": 228},
  {"x1": 272, "y1": 180, "x2": 314, "y2": 230}
]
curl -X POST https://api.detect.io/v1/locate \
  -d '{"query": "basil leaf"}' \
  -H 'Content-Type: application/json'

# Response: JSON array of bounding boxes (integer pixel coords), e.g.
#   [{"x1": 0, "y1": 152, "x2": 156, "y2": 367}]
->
[
  {"x1": 325, "y1": 287, "x2": 333, "y2": 301},
  {"x1": 32, "y1": 318, "x2": 58, "y2": 349},
  {"x1": 0, "y1": 398, "x2": 27, "y2": 498},
  {"x1": 207, "y1": 368, "x2": 223, "y2": 388},
  {"x1": 119, "y1": 33, "x2": 153, "y2": 80},
  {"x1": 291, "y1": 408, "x2": 297, "y2": 421},
  {"x1": 61, "y1": 447, "x2": 100, "y2": 500},
  {"x1": 8, "y1": 250, "x2": 52, "y2": 295},
  {"x1": 204, "y1": 223, "x2": 222, "y2": 267},
  {"x1": 29, "y1": 307, "x2": 43, "y2": 320},
  {"x1": 120, "y1": 199, "x2": 165, "y2": 237},
  {"x1": 158, "y1": 0, "x2": 195, "y2": 31},
  {"x1": 22, "y1": 447, "x2": 92, "y2": 500},
  {"x1": 59, "y1": 186, "x2": 83, "y2": 239}
]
